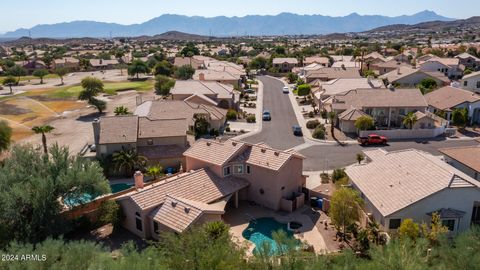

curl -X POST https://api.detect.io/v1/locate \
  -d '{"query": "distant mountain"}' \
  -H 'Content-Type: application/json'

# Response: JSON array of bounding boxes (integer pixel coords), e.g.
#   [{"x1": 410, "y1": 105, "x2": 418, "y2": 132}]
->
[
  {"x1": 368, "y1": 16, "x2": 480, "y2": 32},
  {"x1": 2, "y1": 10, "x2": 453, "y2": 38}
]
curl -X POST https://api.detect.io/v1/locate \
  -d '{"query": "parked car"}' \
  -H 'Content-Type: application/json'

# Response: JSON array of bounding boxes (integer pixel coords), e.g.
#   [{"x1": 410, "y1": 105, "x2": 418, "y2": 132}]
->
[
  {"x1": 282, "y1": 86, "x2": 289, "y2": 94},
  {"x1": 262, "y1": 110, "x2": 271, "y2": 121},
  {"x1": 358, "y1": 134, "x2": 388, "y2": 146},
  {"x1": 244, "y1": 89, "x2": 255, "y2": 94},
  {"x1": 292, "y1": 125, "x2": 303, "y2": 136}
]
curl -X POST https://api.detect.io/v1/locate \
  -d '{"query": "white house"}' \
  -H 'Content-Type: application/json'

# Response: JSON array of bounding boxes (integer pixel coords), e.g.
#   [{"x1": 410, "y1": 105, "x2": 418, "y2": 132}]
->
[
  {"x1": 347, "y1": 148, "x2": 480, "y2": 233},
  {"x1": 419, "y1": 58, "x2": 462, "y2": 79},
  {"x1": 460, "y1": 71, "x2": 480, "y2": 93}
]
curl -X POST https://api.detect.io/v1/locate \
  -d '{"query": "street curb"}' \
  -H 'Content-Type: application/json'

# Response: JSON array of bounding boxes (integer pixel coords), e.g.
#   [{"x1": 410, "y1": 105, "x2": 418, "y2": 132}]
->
[{"x1": 233, "y1": 79, "x2": 264, "y2": 141}]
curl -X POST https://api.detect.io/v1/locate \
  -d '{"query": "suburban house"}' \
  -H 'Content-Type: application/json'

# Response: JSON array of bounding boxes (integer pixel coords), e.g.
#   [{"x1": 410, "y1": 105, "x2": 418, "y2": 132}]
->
[
  {"x1": 193, "y1": 70, "x2": 241, "y2": 86},
  {"x1": 371, "y1": 60, "x2": 411, "y2": 75},
  {"x1": 304, "y1": 56, "x2": 330, "y2": 67},
  {"x1": 331, "y1": 55, "x2": 354, "y2": 63},
  {"x1": 425, "y1": 86, "x2": 480, "y2": 124},
  {"x1": 460, "y1": 71, "x2": 480, "y2": 93},
  {"x1": 455, "y1": 53, "x2": 480, "y2": 71},
  {"x1": 89, "y1": 59, "x2": 119, "y2": 70},
  {"x1": 440, "y1": 146, "x2": 480, "y2": 181},
  {"x1": 272, "y1": 58, "x2": 298, "y2": 73},
  {"x1": 116, "y1": 139, "x2": 306, "y2": 239},
  {"x1": 331, "y1": 87, "x2": 428, "y2": 131},
  {"x1": 135, "y1": 99, "x2": 227, "y2": 131},
  {"x1": 313, "y1": 77, "x2": 385, "y2": 108},
  {"x1": 173, "y1": 56, "x2": 204, "y2": 69},
  {"x1": 379, "y1": 66, "x2": 450, "y2": 88},
  {"x1": 170, "y1": 80, "x2": 238, "y2": 109},
  {"x1": 419, "y1": 57, "x2": 462, "y2": 79},
  {"x1": 358, "y1": 52, "x2": 387, "y2": 70},
  {"x1": 53, "y1": 57, "x2": 80, "y2": 70},
  {"x1": 305, "y1": 67, "x2": 361, "y2": 83},
  {"x1": 184, "y1": 140, "x2": 307, "y2": 212},
  {"x1": 347, "y1": 148, "x2": 480, "y2": 233},
  {"x1": 92, "y1": 115, "x2": 189, "y2": 168}
]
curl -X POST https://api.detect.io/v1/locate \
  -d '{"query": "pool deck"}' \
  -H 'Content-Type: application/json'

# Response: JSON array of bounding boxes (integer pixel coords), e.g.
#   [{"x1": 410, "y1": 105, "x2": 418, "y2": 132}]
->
[{"x1": 223, "y1": 202, "x2": 328, "y2": 256}]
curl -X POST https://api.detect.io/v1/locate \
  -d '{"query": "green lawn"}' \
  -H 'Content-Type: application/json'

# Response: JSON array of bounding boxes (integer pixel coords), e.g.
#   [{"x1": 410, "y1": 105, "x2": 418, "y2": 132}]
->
[
  {"x1": 0, "y1": 74, "x2": 59, "y2": 84},
  {"x1": 47, "y1": 81, "x2": 153, "y2": 99}
]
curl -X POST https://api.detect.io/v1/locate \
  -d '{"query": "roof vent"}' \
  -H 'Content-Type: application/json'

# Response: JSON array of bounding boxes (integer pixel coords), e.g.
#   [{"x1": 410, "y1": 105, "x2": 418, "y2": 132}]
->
[
  {"x1": 171, "y1": 201, "x2": 177, "y2": 207},
  {"x1": 261, "y1": 148, "x2": 267, "y2": 153},
  {"x1": 274, "y1": 151, "x2": 279, "y2": 156},
  {"x1": 232, "y1": 141, "x2": 237, "y2": 146},
  {"x1": 184, "y1": 207, "x2": 190, "y2": 213},
  {"x1": 206, "y1": 141, "x2": 211, "y2": 146}
]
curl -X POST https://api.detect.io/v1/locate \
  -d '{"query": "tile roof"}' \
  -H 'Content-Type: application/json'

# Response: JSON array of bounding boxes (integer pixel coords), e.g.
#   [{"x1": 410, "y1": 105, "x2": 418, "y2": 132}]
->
[
  {"x1": 304, "y1": 56, "x2": 330, "y2": 65},
  {"x1": 425, "y1": 86, "x2": 480, "y2": 111},
  {"x1": 137, "y1": 145, "x2": 185, "y2": 160},
  {"x1": 98, "y1": 115, "x2": 138, "y2": 144},
  {"x1": 379, "y1": 66, "x2": 450, "y2": 84},
  {"x1": 319, "y1": 78, "x2": 385, "y2": 97},
  {"x1": 135, "y1": 100, "x2": 227, "y2": 122},
  {"x1": 193, "y1": 69, "x2": 239, "y2": 82},
  {"x1": 338, "y1": 107, "x2": 368, "y2": 121},
  {"x1": 127, "y1": 168, "x2": 249, "y2": 210},
  {"x1": 151, "y1": 195, "x2": 225, "y2": 233},
  {"x1": 462, "y1": 70, "x2": 480, "y2": 80},
  {"x1": 455, "y1": 52, "x2": 480, "y2": 61},
  {"x1": 138, "y1": 117, "x2": 188, "y2": 138},
  {"x1": 273, "y1": 58, "x2": 298, "y2": 64},
  {"x1": 183, "y1": 139, "x2": 247, "y2": 166},
  {"x1": 332, "y1": 88, "x2": 427, "y2": 111},
  {"x1": 306, "y1": 67, "x2": 361, "y2": 80},
  {"x1": 171, "y1": 80, "x2": 234, "y2": 99},
  {"x1": 440, "y1": 146, "x2": 480, "y2": 173},
  {"x1": 346, "y1": 149, "x2": 480, "y2": 217}
]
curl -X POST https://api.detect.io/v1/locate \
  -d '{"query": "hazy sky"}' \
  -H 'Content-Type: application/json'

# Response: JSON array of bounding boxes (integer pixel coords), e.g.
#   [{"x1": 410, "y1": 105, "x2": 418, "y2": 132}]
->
[{"x1": 1, "y1": 0, "x2": 478, "y2": 33}]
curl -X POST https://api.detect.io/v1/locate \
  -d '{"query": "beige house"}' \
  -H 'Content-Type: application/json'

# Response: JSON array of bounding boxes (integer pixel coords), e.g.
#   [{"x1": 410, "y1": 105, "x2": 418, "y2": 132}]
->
[
  {"x1": 89, "y1": 59, "x2": 119, "y2": 70},
  {"x1": 305, "y1": 67, "x2": 361, "y2": 83},
  {"x1": 348, "y1": 149, "x2": 480, "y2": 233},
  {"x1": 371, "y1": 60, "x2": 412, "y2": 75},
  {"x1": 440, "y1": 146, "x2": 480, "y2": 181},
  {"x1": 193, "y1": 70, "x2": 241, "y2": 87},
  {"x1": 92, "y1": 116, "x2": 188, "y2": 168},
  {"x1": 170, "y1": 80, "x2": 238, "y2": 109},
  {"x1": 460, "y1": 71, "x2": 480, "y2": 93},
  {"x1": 419, "y1": 57, "x2": 462, "y2": 79},
  {"x1": 53, "y1": 57, "x2": 80, "y2": 70},
  {"x1": 272, "y1": 58, "x2": 298, "y2": 73},
  {"x1": 455, "y1": 53, "x2": 480, "y2": 71},
  {"x1": 304, "y1": 56, "x2": 330, "y2": 67},
  {"x1": 379, "y1": 66, "x2": 450, "y2": 88},
  {"x1": 173, "y1": 57, "x2": 204, "y2": 69},
  {"x1": 184, "y1": 140, "x2": 307, "y2": 212}
]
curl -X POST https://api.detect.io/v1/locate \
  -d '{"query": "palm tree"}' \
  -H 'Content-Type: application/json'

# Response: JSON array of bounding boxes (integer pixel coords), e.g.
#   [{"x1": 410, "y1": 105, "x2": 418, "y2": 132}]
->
[
  {"x1": 112, "y1": 148, "x2": 147, "y2": 176},
  {"x1": 31, "y1": 125, "x2": 55, "y2": 154},
  {"x1": 328, "y1": 111, "x2": 337, "y2": 139},
  {"x1": 145, "y1": 164, "x2": 163, "y2": 180},
  {"x1": 403, "y1": 112, "x2": 418, "y2": 130},
  {"x1": 114, "y1": 106, "x2": 130, "y2": 116},
  {"x1": 356, "y1": 153, "x2": 365, "y2": 165}
]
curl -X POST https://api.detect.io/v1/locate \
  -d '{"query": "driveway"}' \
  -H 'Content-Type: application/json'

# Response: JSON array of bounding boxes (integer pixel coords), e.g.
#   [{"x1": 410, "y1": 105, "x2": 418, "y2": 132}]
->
[
  {"x1": 243, "y1": 76, "x2": 304, "y2": 150},
  {"x1": 300, "y1": 138, "x2": 480, "y2": 171}
]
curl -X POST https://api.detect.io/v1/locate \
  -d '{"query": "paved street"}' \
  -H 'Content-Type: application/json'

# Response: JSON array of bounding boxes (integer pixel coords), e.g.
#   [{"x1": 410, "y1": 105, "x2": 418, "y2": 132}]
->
[
  {"x1": 300, "y1": 139, "x2": 480, "y2": 171},
  {"x1": 243, "y1": 76, "x2": 304, "y2": 150}
]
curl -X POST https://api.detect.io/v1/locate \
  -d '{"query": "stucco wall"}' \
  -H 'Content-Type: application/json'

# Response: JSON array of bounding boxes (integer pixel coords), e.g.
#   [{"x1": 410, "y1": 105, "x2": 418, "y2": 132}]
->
[
  {"x1": 359, "y1": 127, "x2": 445, "y2": 140},
  {"x1": 444, "y1": 158, "x2": 480, "y2": 181},
  {"x1": 137, "y1": 136, "x2": 187, "y2": 147}
]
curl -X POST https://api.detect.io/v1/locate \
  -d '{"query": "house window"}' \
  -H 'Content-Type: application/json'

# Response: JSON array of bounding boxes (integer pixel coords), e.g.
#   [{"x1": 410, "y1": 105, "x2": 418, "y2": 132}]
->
[
  {"x1": 442, "y1": 219, "x2": 455, "y2": 231},
  {"x1": 233, "y1": 164, "x2": 244, "y2": 174},
  {"x1": 147, "y1": 139, "x2": 153, "y2": 146},
  {"x1": 476, "y1": 81, "x2": 480, "y2": 89},
  {"x1": 153, "y1": 221, "x2": 159, "y2": 234},
  {"x1": 135, "y1": 212, "x2": 143, "y2": 232},
  {"x1": 246, "y1": 165, "x2": 251, "y2": 174},
  {"x1": 388, "y1": 219, "x2": 401, "y2": 229},
  {"x1": 223, "y1": 166, "x2": 231, "y2": 176},
  {"x1": 464, "y1": 81, "x2": 468, "y2": 87}
]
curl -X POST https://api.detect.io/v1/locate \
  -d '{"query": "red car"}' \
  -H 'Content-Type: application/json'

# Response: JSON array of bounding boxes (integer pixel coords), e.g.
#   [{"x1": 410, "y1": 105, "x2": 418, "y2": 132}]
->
[{"x1": 358, "y1": 134, "x2": 388, "y2": 146}]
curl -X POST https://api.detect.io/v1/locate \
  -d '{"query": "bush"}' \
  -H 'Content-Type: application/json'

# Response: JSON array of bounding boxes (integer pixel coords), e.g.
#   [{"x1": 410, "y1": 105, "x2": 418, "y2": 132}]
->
[
  {"x1": 306, "y1": 119, "x2": 321, "y2": 129},
  {"x1": 321, "y1": 109, "x2": 327, "y2": 119},
  {"x1": 312, "y1": 126, "x2": 326, "y2": 139},
  {"x1": 246, "y1": 115, "x2": 256, "y2": 123},
  {"x1": 308, "y1": 111, "x2": 314, "y2": 118},
  {"x1": 226, "y1": 109, "x2": 238, "y2": 120},
  {"x1": 355, "y1": 116, "x2": 375, "y2": 131},
  {"x1": 332, "y1": 168, "x2": 347, "y2": 183},
  {"x1": 209, "y1": 129, "x2": 219, "y2": 137},
  {"x1": 225, "y1": 126, "x2": 231, "y2": 132},
  {"x1": 96, "y1": 200, "x2": 123, "y2": 227}
]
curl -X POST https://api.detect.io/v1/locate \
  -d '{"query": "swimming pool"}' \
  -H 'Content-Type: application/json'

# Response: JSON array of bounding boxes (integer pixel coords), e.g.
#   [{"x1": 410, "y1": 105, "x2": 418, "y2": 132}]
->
[
  {"x1": 110, "y1": 183, "x2": 134, "y2": 193},
  {"x1": 242, "y1": 217, "x2": 299, "y2": 255},
  {"x1": 63, "y1": 183, "x2": 134, "y2": 207}
]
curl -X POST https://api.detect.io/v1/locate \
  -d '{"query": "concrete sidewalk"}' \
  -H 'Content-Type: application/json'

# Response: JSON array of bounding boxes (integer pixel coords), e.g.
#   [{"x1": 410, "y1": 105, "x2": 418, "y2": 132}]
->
[{"x1": 233, "y1": 80, "x2": 264, "y2": 141}]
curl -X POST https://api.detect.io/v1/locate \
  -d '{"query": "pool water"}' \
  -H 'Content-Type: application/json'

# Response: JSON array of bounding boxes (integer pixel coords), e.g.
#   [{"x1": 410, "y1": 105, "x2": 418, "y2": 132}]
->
[
  {"x1": 242, "y1": 217, "x2": 299, "y2": 255},
  {"x1": 110, "y1": 183, "x2": 134, "y2": 193}
]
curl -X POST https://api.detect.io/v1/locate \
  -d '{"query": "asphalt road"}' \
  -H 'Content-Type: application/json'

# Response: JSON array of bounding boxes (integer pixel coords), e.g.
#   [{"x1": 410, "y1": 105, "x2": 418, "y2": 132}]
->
[
  {"x1": 300, "y1": 138, "x2": 480, "y2": 171},
  {"x1": 243, "y1": 76, "x2": 304, "y2": 150}
]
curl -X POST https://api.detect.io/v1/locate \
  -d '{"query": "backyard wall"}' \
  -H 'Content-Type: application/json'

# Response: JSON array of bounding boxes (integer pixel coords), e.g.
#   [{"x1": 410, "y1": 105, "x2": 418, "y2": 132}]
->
[{"x1": 359, "y1": 126, "x2": 446, "y2": 140}]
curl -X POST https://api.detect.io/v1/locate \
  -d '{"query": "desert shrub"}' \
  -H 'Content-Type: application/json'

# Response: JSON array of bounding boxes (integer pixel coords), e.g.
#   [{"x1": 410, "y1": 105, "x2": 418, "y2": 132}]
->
[
  {"x1": 246, "y1": 115, "x2": 256, "y2": 123},
  {"x1": 226, "y1": 109, "x2": 238, "y2": 120},
  {"x1": 306, "y1": 119, "x2": 321, "y2": 129},
  {"x1": 312, "y1": 126, "x2": 326, "y2": 139}
]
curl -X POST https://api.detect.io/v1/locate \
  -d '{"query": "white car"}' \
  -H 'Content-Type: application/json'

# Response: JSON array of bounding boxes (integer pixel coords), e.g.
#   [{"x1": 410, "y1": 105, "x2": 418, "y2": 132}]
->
[{"x1": 282, "y1": 86, "x2": 289, "y2": 94}]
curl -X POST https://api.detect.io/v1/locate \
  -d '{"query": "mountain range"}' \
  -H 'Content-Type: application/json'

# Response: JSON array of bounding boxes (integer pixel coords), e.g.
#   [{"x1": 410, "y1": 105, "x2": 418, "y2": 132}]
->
[{"x1": 2, "y1": 10, "x2": 453, "y2": 38}]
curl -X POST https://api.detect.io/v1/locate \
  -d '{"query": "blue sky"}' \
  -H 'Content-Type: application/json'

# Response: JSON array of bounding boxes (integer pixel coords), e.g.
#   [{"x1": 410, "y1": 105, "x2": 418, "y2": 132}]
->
[{"x1": 1, "y1": 0, "x2": 479, "y2": 33}]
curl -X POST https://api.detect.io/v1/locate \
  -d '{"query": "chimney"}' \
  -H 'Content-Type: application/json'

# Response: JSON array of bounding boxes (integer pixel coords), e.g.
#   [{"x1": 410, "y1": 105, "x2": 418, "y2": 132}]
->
[
  {"x1": 397, "y1": 68, "x2": 401, "y2": 75},
  {"x1": 92, "y1": 118, "x2": 100, "y2": 145},
  {"x1": 199, "y1": 73, "x2": 205, "y2": 81},
  {"x1": 134, "y1": 171, "x2": 144, "y2": 189}
]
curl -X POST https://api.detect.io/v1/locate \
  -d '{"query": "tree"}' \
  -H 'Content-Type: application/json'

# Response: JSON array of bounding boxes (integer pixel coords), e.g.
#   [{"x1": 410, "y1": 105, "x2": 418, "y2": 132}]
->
[
  {"x1": 79, "y1": 58, "x2": 91, "y2": 71},
  {"x1": 356, "y1": 153, "x2": 364, "y2": 164},
  {"x1": 0, "y1": 144, "x2": 110, "y2": 246},
  {"x1": 452, "y1": 108, "x2": 468, "y2": 128},
  {"x1": 154, "y1": 75, "x2": 176, "y2": 96},
  {"x1": 297, "y1": 84, "x2": 311, "y2": 97},
  {"x1": 193, "y1": 114, "x2": 210, "y2": 139},
  {"x1": 54, "y1": 67, "x2": 68, "y2": 85},
  {"x1": 418, "y1": 78, "x2": 438, "y2": 94},
  {"x1": 175, "y1": 65, "x2": 195, "y2": 80},
  {"x1": 2, "y1": 76, "x2": 16, "y2": 94},
  {"x1": 127, "y1": 59, "x2": 148, "y2": 79},
  {"x1": 32, "y1": 69, "x2": 49, "y2": 84},
  {"x1": 180, "y1": 42, "x2": 200, "y2": 56},
  {"x1": 153, "y1": 60, "x2": 173, "y2": 76},
  {"x1": 0, "y1": 121, "x2": 12, "y2": 153},
  {"x1": 112, "y1": 148, "x2": 146, "y2": 176},
  {"x1": 330, "y1": 188, "x2": 363, "y2": 241},
  {"x1": 114, "y1": 106, "x2": 130, "y2": 115},
  {"x1": 78, "y1": 77, "x2": 106, "y2": 113},
  {"x1": 96, "y1": 200, "x2": 122, "y2": 227},
  {"x1": 355, "y1": 115, "x2": 375, "y2": 131},
  {"x1": 363, "y1": 69, "x2": 377, "y2": 78},
  {"x1": 399, "y1": 218, "x2": 420, "y2": 241},
  {"x1": 249, "y1": 56, "x2": 267, "y2": 70},
  {"x1": 328, "y1": 111, "x2": 337, "y2": 139},
  {"x1": 421, "y1": 212, "x2": 448, "y2": 245},
  {"x1": 403, "y1": 112, "x2": 418, "y2": 129},
  {"x1": 31, "y1": 125, "x2": 55, "y2": 155},
  {"x1": 145, "y1": 164, "x2": 164, "y2": 180},
  {"x1": 7, "y1": 65, "x2": 27, "y2": 83},
  {"x1": 287, "y1": 72, "x2": 299, "y2": 83}
]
